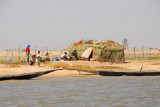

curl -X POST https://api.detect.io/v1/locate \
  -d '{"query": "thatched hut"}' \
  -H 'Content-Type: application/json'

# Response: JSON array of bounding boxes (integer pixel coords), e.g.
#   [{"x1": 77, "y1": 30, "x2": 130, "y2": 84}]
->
[{"x1": 68, "y1": 40, "x2": 125, "y2": 63}]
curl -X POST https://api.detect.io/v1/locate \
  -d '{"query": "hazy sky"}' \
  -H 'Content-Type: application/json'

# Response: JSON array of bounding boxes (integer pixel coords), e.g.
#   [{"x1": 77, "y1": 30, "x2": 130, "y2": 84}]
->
[{"x1": 0, "y1": 0, "x2": 160, "y2": 50}]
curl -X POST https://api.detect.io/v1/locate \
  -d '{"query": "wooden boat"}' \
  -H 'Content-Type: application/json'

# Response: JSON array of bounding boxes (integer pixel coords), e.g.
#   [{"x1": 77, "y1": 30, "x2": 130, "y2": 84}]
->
[
  {"x1": 0, "y1": 69, "x2": 61, "y2": 81},
  {"x1": 66, "y1": 68, "x2": 160, "y2": 76},
  {"x1": 97, "y1": 70, "x2": 160, "y2": 76}
]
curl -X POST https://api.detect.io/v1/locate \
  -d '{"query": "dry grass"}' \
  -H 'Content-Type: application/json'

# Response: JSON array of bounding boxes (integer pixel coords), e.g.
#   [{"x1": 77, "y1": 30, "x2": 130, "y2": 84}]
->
[
  {"x1": 48, "y1": 61, "x2": 96, "y2": 71},
  {"x1": 5, "y1": 64, "x2": 20, "y2": 68},
  {"x1": 96, "y1": 66, "x2": 129, "y2": 70},
  {"x1": 152, "y1": 62, "x2": 160, "y2": 65},
  {"x1": 48, "y1": 62, "x2": 70, "y2": 68},
  {"x1": 68, "y1": 65, "x2": 95, "y2": 70},
  {"x1": 0, "y1": 49, "x2": 160, "y2": 78}
]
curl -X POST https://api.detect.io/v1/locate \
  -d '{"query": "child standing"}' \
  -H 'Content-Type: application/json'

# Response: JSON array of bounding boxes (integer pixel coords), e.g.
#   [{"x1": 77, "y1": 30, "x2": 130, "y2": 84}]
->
[{"x1": 36, "y1": 51, "x2": 41, "y2": 66}]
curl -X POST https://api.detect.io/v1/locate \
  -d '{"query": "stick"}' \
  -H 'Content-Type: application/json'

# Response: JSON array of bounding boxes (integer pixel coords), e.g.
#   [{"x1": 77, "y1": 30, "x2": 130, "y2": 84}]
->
[
  {"x1": 41, "y1": 48, "x2": 43, "y2": 57},
  {"x1": 18, "y1": 46, "x2": 20, "y2": 61},
  {"x1": 12, "y1": 49, "x2": 13, "y2": 61},
  {"x1": 150, "y1": 47, "x2": 151, "y2": 58},
  {"x1": 35, "y1": 46, "x2": 37, "y2": 55},
  {"x1": 142, "y1": 46, "x2": 144, "y2": 59},
  {"x1": 47, "y1": 46, "x2": 49, "y2": 57},
  {"x1": 5, "y1": 49, "x2": 9, "y2": 61},
  {"x1": 134, "y1": 46, "x2": 136, "y2": 59},
  {"x1": 140, "y1": 66, "x2": 143, "y2": 72}
]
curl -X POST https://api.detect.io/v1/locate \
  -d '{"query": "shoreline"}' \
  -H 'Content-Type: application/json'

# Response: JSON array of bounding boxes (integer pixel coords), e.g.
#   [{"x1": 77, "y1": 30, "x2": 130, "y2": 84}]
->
[
  {"x1": 0, "y1": 64, "x2": 101, "y2": 78},
  {"x1": 0, "y1": 59, "x2": 160, "y2": 78}
]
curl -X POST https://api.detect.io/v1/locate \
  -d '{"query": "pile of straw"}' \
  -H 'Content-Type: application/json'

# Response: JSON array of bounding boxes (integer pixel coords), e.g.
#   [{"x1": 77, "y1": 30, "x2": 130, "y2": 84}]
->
[
  {"x1": 68, "y1": 40, "x2": 125, "y2": 63},
  {"x1": 68, "y1": 65, "x2": 95, "y2": 70},
  {"x1": 5, "y1": 64, "x2": 20, "y2": 68},
  {"x1": 48, "y1": 62, "x2": 70, "y2": 68},
  {"x1": 96, "y1": 66, "x2": 129, "y2": 70}
]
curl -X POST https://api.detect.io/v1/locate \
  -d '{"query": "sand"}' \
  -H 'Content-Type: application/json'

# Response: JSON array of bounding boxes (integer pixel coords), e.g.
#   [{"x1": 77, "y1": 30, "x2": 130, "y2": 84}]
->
[
  {"x1": 0, "y1": 63, "x2": 100, "y2": 78},
  {"x1": 0, "y1": 59, "x2": 160, "y2": 78},
  {"x1": 0, "y1": 49, "x2": 160, "y2": 78}
]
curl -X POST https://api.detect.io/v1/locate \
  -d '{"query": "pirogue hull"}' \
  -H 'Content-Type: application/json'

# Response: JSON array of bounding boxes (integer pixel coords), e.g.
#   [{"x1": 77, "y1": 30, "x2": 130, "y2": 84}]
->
[
  {"x1": 0, "y1": 70, "x2": 56, "y2": 81},
  {"x1": 97, "y1": 70, "x2": 160, "y2": 76},
  {"x1": 67, "y1": 68, "x2": 160, "y2": 76}
]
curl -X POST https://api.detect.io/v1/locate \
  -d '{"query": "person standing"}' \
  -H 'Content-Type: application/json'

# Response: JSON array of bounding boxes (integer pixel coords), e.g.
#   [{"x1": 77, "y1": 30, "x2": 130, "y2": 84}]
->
[
  {"x1": 26, "y1": 45, "x2": 30, "y2": 62},
  {"x1": 36, "y1": 51, "x2": 41, "y2": 66}
]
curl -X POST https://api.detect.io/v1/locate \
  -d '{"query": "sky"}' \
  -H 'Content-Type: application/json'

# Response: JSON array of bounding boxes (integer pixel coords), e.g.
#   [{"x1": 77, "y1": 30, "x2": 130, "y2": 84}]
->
[{"x1": 0, "y1": 0, "x2": 160, "y2": 50}]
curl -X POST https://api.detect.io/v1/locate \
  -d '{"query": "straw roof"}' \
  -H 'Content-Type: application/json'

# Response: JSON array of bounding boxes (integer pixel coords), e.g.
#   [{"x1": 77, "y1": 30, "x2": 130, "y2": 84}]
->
[
  {"x1": 68, "y1": 40, "x2": 125, "y2": 63},
  {"x1": 69, "y1": 40, "x2": 124, "y2": 50}
]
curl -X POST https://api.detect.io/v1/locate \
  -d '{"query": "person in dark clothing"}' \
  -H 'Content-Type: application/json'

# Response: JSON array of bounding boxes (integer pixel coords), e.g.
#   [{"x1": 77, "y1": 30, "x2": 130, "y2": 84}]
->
[
  {"x1": 70, "y1": 52, "x2": 76, "y2": 61},
  {"x1": 73, "y1": 49, "x2": 78, "y2": 60}
]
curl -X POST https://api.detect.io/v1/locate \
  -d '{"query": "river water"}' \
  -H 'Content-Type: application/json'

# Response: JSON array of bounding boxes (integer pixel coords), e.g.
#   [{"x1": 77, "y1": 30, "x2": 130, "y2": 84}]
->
[{"x1": 0, "y1": 76, "x2": 160, "y2": 107}]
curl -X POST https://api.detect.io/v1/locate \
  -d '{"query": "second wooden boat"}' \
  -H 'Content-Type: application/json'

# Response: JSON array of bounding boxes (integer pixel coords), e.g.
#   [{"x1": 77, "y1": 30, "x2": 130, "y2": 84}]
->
[{"x1": 97, "y1": 70, "x2": 160, "y2": 76}]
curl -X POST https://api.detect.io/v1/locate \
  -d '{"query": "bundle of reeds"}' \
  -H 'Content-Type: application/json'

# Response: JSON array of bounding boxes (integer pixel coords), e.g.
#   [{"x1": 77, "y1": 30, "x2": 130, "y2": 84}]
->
[
  {"x1": 48, "y1": 62, "x2": 70, "y2": 68},
  {"x1": 68, "y1": 40, "x2": 125, "y2": 63}
]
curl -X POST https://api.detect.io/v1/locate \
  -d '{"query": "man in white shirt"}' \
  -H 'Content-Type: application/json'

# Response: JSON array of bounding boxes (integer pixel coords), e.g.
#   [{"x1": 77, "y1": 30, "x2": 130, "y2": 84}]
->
[{"x1": 60, "y1": 52, "x2": 68, "y2": 61}]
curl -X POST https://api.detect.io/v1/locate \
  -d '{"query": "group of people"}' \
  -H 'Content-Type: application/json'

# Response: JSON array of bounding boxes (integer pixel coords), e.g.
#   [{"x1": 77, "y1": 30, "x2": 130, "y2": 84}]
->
[
  {"x1": 26, "y1": 45, "x2": 41, "y2": 66},
  {"x1": 26, "y1": 44, "x2": 79, "y2": 66},
  {"x1": 60, "y1": 49, "x2": 78, "y2": 61}
]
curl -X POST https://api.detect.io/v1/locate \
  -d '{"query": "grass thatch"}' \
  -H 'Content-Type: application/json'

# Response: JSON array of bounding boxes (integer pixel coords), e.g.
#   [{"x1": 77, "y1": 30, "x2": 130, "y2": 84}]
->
[
  {"x1": 95, "y1": 66, "x2": 129, "y2": 70},
  {"x1": 0, "y1": 60, "x2": 22, "y2": 64},
  {"x1": 68, "y1": 65, "x2": 95, "y2": 70},
  {"x1": 48, "y1": 62, "x2": 70, "y2": 68},
  {"x1": 5, "y1": 64, "x2": 20, "y2": 68},
  {"x1": 68, "y1": 40, "x2": 125, "y2": 63}
]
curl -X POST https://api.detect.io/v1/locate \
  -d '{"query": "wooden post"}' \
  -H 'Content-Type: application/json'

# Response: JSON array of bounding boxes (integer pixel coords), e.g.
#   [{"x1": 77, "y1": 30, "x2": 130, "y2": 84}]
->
[
  {"x1": 142, "y1": 46, "x2": 144, "y2": 59},
  {"x1": 150, "y1": 47, "x2": 151, "y2": 59},
  {"x1": 128, "y1": 48, "x2": 130, "y2": 57},
  {"x1": 5, "y1": 49, "x2": 9, "y2": 61},
  {"x1": 42, "y1": 47, "x2": 44, "y2": 57},
  {"x1": 61, "y1": 48, "x2": 62, "y2": 55},
  {"x1": 134, "y1": 46, "x2": 136, "y2": 59},
  {"x1": 12, "y1": 49, "x2": 13, "y2": 61},
  {"x1": 18, "y1": 46, "x2": 20, "y2": 61},
  {"x1": 47, "y1": 46, "x2": 49, "y2": 57},
  {"x1": 140, "y1": 66, "x2": 143, "y2": 72},
  {"x1": 145, "y1": 47, "x2": 148, "y2": 59},
  {"x1": 35, "y1": 46, "x2": 37, "y2": 55}
]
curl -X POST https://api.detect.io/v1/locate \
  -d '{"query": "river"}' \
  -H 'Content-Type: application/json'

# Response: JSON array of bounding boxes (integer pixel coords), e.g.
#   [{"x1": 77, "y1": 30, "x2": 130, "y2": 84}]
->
[{"x1": 0, "y1": 76, "x2": 160, "y2": 107}]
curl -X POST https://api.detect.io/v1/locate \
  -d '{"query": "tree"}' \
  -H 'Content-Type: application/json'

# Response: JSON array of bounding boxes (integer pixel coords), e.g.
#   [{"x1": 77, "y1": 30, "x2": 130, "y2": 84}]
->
[{"x1": 122, "y1": 38, "x2": 129, "y2": 49}]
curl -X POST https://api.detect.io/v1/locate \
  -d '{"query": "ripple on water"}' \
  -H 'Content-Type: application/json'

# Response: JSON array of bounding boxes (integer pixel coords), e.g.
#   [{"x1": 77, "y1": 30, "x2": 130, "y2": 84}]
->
[{"x1": 0, "y1": 76, "x2": 160, "y2": 106}]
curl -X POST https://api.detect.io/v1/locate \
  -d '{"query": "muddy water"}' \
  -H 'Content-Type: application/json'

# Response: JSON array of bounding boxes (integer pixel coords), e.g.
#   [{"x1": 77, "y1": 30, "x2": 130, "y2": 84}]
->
[{"x1": 0, "y1": 76, "x2": 160, "y2": 107}]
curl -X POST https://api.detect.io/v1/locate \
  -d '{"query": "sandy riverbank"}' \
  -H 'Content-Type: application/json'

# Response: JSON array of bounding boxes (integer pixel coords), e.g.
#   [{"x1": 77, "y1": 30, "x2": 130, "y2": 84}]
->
[
  {"x1": 0, "y1": 63, "x2": 100, "y2": 78},
  {"x1": 0, "y1": 59, "x2": 160, "y2": 78}
]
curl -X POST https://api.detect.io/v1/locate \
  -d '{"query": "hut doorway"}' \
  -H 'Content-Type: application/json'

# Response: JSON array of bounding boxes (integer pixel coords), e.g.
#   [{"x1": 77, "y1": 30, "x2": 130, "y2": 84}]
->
[{"x1": 81, "y1": 47, "x2": 93, "y2": 60}]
